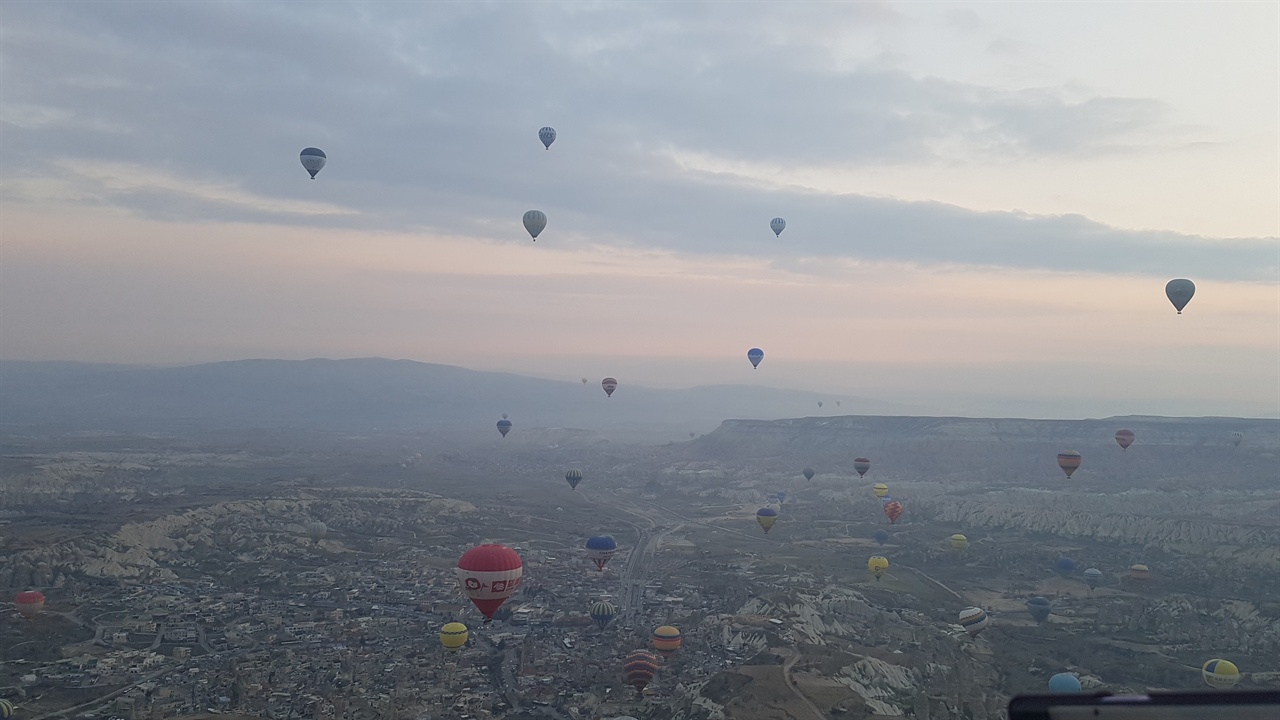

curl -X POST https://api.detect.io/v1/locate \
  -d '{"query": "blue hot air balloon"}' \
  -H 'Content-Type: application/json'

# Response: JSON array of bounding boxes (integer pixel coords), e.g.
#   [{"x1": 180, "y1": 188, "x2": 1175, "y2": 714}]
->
[
  {"x1": 1048, "y1": 673, "x2": 1082, "y2": 693},
  {"x1": 496, "y1": 419, "x2": 512, "y2": 438},
  {"x1": 770, "y1": 218, "x2": 786, "y2": 236},
  {"x1": 538, "y1": 126, "x2": 557, "y2": 149},
  {"x1": 300, "y1": 147, "x2": 326, "y2": 179},
  {"x1": 585, "y1": 535, "x2": 618, "y2": 571},
  {"x1": 1026, "y1": 596, "x2": 1052, "y2": 623},
  {"x1": 1056, "y1": 557, "x2": 1076, "y2": 574},
  {"x1": 747, "y1": 348, "x2": 764, "y2": 369},
  {"x1": 874, "y1": 529, "x2": 890, "y2": 546}
]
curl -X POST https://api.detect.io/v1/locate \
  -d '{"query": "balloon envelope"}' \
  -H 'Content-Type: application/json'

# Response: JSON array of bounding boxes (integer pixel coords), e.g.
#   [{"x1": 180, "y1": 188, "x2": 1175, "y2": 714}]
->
[
  {"x1": 1057, "y1": 451, "x2": 1082, "y2": 478},
  {"x1": 855, "y1": 458, "x2": 871, "y2": 478},
  {"x1": 1083, "y1": 567, "x2": 1103, "y2": 589},
  {"x1": 300, "y1": 147, "x2": 326, "y2": 178},
  {"x1": 1202, "y1": 659, "x2": 1240, "y2": 688},
  {"x1": 1056, "y1": 557, "x2": 1076, "y2": 573},
  {"x1": 1026, "y1": 596, "x2": 1052, "y2": 622},
  {"x1": 950, "y1": 534, "x2": 969, "y2": 550},
  {"x1": 802, "y1": 467, "x2": 815, "y2": 480},
  {"x1": 873, "y1": 482, "x2": 888, "y2": 498},
  {"x1": 1048, "y1": 673, "x2": 1082, "y2": 693},
  {"x1": 565, "y1": 469, "x2": 583, "y2": 490},
  {"x1": 883, "y1": 500, "x2": 903, "y2": 524},
  {"x1": 958, "y1": 607, "x2": 990, "y2": 636},
  {"x1": 1115, "y1": 429, "x2": 1135, "y2": 450},
  {"x1": 747, "y1": 348, "x2": 764, "y2": 368},
  {"x1": 1165, "y1": 278, "x2": 1195, "y2": 314},
  {"x1": 873, "y1": 529, "x2": 890, "y2": 546},
  {"x1": 652, "y1": 625, "x2": 682, "y2": 657},
  {"x1": 523, "y1": 210, "x2": 547, "y2": 239},
  {"x1": 15, "y1": 590, "x2": 45, "y2": 619},
  {"x1": 496, "y1": 419, "x2": 512, "y2": 437},
  {"x1": 1230, "y1": 431, "x2": 1244, "y2": 447},
  {"x1": 601, "y1": 377, "x2": 618, "y2": 397},
  {"x1": 1129, "y1": 563, "x2": 1150, "y2": 581},
  {"x1": 305, "y1": 521, "x2": 328, "y2": 541},
  {"x1": 440, "y1": 622, "x2": 468, "y2": 651},
  {"x1": 624, "y1": 650, "x2": 659, "y2": 694},
  {"x1": 868, "y1": 556, "x2": 889, "y2": 580},
  {"x1": 770, "y1": 217, "x2": 786, "y2": 236},
  {"x1": 756, "y1": 507, "x2": 778, "y2": 533},
  {"x1": 586, "y1": 535, "x2": 618, "y2": 571},
  {"x1": 590, "y1": 601, "x2": 617, "y2": 629},
  {"x1": 456, "y1": 544, "x2": 523, "y2": 622},
  {"x1": 538, "y1": 126, "x2": 556, "y2": 149}
]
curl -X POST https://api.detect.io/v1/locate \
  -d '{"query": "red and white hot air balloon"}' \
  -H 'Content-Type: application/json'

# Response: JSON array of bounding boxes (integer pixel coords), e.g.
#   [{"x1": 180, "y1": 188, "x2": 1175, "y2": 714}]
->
[
  {"x1": 15, "y1": 590, "x2": 45, "y2": 620},
  {"x1": 456, "y1": 544, "x2": 523, "y2": 623},
  {"x1": 882, "y1": 500, "x2": 904, "y2": 524}
]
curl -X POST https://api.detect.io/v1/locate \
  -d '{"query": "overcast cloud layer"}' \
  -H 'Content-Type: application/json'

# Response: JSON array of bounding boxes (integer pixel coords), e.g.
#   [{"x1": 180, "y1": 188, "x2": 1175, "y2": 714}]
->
[{"x1": 1, "y1": 1, "x2": 1277, "y2": 417}]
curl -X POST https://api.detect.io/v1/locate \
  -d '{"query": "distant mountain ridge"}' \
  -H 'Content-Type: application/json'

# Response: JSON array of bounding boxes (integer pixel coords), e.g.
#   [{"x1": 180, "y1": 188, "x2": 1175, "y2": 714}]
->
[{"x1": 0, "y1": 358, "x2": 897, "y2": 438}]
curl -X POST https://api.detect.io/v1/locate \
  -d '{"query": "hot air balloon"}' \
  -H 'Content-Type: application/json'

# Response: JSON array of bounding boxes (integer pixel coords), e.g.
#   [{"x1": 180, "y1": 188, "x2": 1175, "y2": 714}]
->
[
  {"x1": 776, "y1": 491, "x2": 787, "y2": 505},
  {"x1": 565, "y1": 469, "x2": 583, "y2": 490},
  {"x1": 538, "y1": 126, "x2": 556, "y2": 149},
  {"x1": 602, "y1": 377, "x2": 618, "y2": 397},
  {"x1": 1057, "y1": 451, "x2": 1082, "y2": 478},
  {"x1": 873, "y1": 529, "x2": 890, "y2": 546},
  {"x1": 883, "y1": 500, "x2": 903, "y2": 524},
  {"x1": 502, "y1": 413, "x2": 508, "y2": 419},
  {"x1": 456, "y1": 544, "x2": 523, "y2": 623},
  {"x1": 854, "y1": 458, "x2": 871, "y2": 478},
  {"x1": 802, "y1": 467, "x2": 815, "y2": 480},
  {"x1": 300, "y1": 147, "x2": 326, "y2": 179},
  {"x1": 1202, "y1": 659, "x2": 1240, "y2": 688},
  {"x1": 440, "y1": 622, "x2": 468, "y2": 651},
  {"x1": 1026, "y1": 596, "x2": 1052, "y2": 622},
  {"x1": 652, "y1": 626, "x2": 682, "y2": 658},
  {"x1": 1115, "y1": 429, "x2": 1135, "y2": 450},
  {"x1": 958, "y1": 607, "x2": 990, "y2": 637},
  {"x1": 14, "y1": 591, "x2": 44, "y2": 621},
  {"x1": 585, "y1": 535, "x2": 617, "y2": 571},
  {"x1": 523, "y1": 210, "x2": 547, "y2": 240},
  {"x1": 582, "y1": 377, "x2": 589, "y2": 384},
  {"x1": 873, "y1": 482, "x2": 888, "y2": 498},
  {"x1": 1166, "y1": 278, "x2": 1195, "y2": 314},
  {"x1": 1048, "y1": 673, "x2": 1082, "y2": 693},
  {"x1": 1129, "y1": 564, "x2": 1150, "y2": 581},
  {"x1": 1056, "y1": 557, "x2": 1076, "y2": 574},
  {"x1": 868, "y1": 556, "x2": 889, "y2": 581},
  {"x1": 950, "y1": 534, "x2": 969, "y2": 550},
  {"x1": 1230, "y1": 431, "x2": 1244, "y2": 448},
  {"x1": 747, "y1": 348, "x2": 764, "y2": 369},
  {"x1": 624, "y1": 650, "x2": 659, "y2": 695},
  {"x1": 0, "y1": 700, "x2": 13, "y2": 719},
  {"x1": 770, "y1": 217, "x2": 786, "y2": 236},
  {"x1": 689, "y1": 432, "x2": 696, "y2": 439},
  {"x1": 1084, "y1": 567, "x2": 1103, "y2": 589},
  {"x1": 496, "y1": 418, "x2": 512, "y2": 438},
  {"x1": 756, "y1": 507, "x2": 778, "y2": 533},
  {"x1": 590, "y1": 601, "x2": 617, "y2": 630},
  {"x1": 305, "y1": 521, "x2": 328, "y2": 543},
  {"x1": 835, "y1": 400, "x2": 841, "y2": 407}
]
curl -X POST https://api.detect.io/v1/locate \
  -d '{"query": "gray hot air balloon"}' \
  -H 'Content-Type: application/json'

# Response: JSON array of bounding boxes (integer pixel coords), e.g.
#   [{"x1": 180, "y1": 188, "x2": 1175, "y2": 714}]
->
[
  {"x1": 1165, "y1": 279, "x2": 1195, "y2": 314},
  {"x1": 523, "y1": 210, "x2": 547, "y2": 240},
  {"x1": 300, "y1": 147, "x2": 326, "y2": 179},
  {"x1": 770, "y1": 217, "x2": 786, "y2": 236},
  {"x1": 538, "y1": 126, "x2": 556, "y2": 149}
]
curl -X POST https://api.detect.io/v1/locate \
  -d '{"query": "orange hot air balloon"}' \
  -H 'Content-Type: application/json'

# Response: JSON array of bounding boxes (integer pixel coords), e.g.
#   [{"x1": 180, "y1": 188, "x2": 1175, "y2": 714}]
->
[
  {"x1": 882, "y1": 500, "x2": 903, "y2": 524},
  {"x1": 456, "y1": 544, "x2": 523, "y2": 623},
  {"x1": 1057, "y1": 451, "x2": 1081, "y2": 478},
  {"x1": 651, "y1": 625, "x2": 682, "y2": 658},
  {"x1": 15, "y1": 590, "x2": 45, "y2": 620},
  {"x1": 1114, "y1": 429, "x2": 1135, "y2": 450},
  {"x1": 601, "y1": 377, "x2": 618, "y2": 397},
  {"x1": 1129, "y1": 564, "x2": 1151, "y2": 582}
]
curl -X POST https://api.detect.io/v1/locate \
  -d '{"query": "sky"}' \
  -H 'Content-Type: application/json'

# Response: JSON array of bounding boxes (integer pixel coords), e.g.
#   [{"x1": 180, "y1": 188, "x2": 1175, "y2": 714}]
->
[{"x1": 1, "y1": 1, "x2": 1277, "y2": 418}]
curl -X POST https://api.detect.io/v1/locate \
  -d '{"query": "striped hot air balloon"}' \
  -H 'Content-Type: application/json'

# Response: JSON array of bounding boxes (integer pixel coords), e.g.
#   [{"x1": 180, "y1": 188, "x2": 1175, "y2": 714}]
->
[
  {"x1": 0, "y1": 699, "x2": 14, "y2": 719},
  {"x1": 854, "y1": 458, "x2": 871, "y2": 478},
  {"x1": 1057, "y1": 451, "x2": 1082, "y2": 478},
  {"x1": 456, "y1": 544, "x2": 523, "y2": 622},
  {"x1": 873, "y1": 482, "x2": 889, "y2": 498},
  {"x1": 590, "y1": 601, "x2": 617, "y2": 630},
  {"x1": 564, "y1": 469, "x2": 583, "y2": 490},
  {"x1": 624, "y1": 650, "x2": 659, "y2": 695},
  {"x1": 1129, "y1": 564, "x2": 1151, "y2": 582},
  {"x1": 882, "y1": 500, "x2": 903, "y2": 524},
  {"x1": 538, "y1": 126, "x2": 556, "y2": 149},
  {"x1": 299, "y1": 147, "x2": 326, "y2": 179},
  {"x1": 651, "y1": 625, "x2": 682, "y2": 658},
  {"x1": 958, "y1": 607, "x2": 990, "y2": 637},
  {"x1": 439, "y1": 622, "x2": 468, "y2": 651},
  {"x1": 601, "y1": 377, "x2": 618, "y2": 397}
]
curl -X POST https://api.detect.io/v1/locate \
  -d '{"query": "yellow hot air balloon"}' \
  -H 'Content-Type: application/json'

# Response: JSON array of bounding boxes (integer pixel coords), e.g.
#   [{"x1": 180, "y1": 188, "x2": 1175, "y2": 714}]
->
[
  {"x1": 868, "y1": 556, "x2": 889, "y2": 581},
  {"x1": 1202, "y1": 659, "x2": 1240, "y2": 688},
  {"x1": 440, "y1": 622, "x2": 469, "y2": 651},
  {"x1": 873, "y1": 483, "x2": 889, "y2": 499},
  {"x1": 651, "y1": 625, "x2": 682, "y2": 658},
  {"x1": 756, "y1": 507, "x2": 779, "y2": 534},
  {"x1": 950, "y1": 534, "x2": 968, "y2": 550}
]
